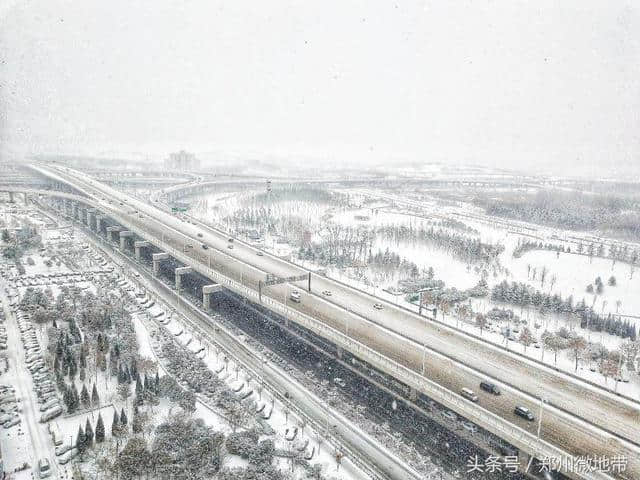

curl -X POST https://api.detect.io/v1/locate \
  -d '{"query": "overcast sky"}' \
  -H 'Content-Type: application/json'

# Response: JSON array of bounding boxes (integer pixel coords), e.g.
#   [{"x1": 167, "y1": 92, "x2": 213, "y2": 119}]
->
[{"x1": 1, "y1": 1, "x2": 639, "y2": 178}]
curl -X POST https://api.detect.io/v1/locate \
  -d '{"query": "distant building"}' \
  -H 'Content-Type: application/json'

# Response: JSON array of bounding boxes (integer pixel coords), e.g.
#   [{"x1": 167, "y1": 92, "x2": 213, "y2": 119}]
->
[{"x1": 164, "y1": 150, "x2": 200, "y2": 171}]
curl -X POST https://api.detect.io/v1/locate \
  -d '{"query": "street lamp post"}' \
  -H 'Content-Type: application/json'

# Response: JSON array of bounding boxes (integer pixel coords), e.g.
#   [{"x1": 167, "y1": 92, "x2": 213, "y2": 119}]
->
[
  {"x1": 536, "y1": 397, "x2": 546, "y2": 439},
  {"x1": 525, "y1": 396, "x2": 547, "y2": 473}
]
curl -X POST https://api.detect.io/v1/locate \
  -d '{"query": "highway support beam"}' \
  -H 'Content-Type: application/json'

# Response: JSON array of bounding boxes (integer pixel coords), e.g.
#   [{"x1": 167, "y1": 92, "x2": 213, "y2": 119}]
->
[
  {"x1": 134, "y1": 240, "x2": 150, "y2": 261},
  {"x1": 202, "y1": 284, "x2": 223, "y2": 310},
  {"x1": 23, "y1": 192, "x2": 28, "y2": 205},
  {"x1": 88, "y1": 211, "x2": 96, "y2": 231},
  {"x1": 106, "y1": 226, "x2": 121, "y2": 242},
  {"x1": 96, "y1": 215, "x2": 106, "y2": 234},
  {"x1": 152, "y1": 252, "x2": 169, "y2": 276},
  {"x1": 119, "y1": 230, "x2": 134, "y2": 250},
  {"x1": 175, "y1": 266, "x2": 193, "y2": 291},
  {"x1": 8, "y1": 191, "x2": 14, "y2": 203}
]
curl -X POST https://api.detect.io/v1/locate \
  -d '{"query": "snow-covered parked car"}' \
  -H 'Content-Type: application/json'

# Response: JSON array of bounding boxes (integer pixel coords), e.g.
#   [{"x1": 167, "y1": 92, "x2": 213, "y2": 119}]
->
[
  {"x1": 58, "y1": 448, "x2": 79, "y2": 465},
  {"x1": 2, "y1": 415, "x2": 20, "y2": 429},
  {"x1": 40, "y1": 405, "x2": 62, "y2": 423}
]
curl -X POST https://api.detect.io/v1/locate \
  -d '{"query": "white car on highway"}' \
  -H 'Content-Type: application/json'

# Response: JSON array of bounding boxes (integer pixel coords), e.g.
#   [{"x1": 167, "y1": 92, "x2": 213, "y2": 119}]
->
[{"x1": 289, "y1": 290, "x2": 301, "y2": 303}]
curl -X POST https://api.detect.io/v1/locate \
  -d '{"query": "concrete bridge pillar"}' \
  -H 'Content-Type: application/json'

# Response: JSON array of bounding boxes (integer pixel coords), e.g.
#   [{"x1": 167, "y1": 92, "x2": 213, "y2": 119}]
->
[
  {"x1": 106, "y1": 226, "x2": 121, "y2": 242},
  {"x1": 134, "y1": 240, "x2": 150, "y2": 261},
  {"x1": 88, "y1": 212, "x2": 96, "y2": 231},
  {"x1": 408, "y1": 388, "x2": 417, "y2": 401},
  {"x1": 73, "y1": 203, "x2": 79, "y2": 220},
  {"x1": 152, "y1": 252, "x2": 169, "y2": 276},
  {"x1": 119, "y1": 230, "x2": 134, "y2": 250},
  {"x1": 202, "y1": 284, "x2": 223, "y2": 310},
  {"x1": 8, "y1": 191, "x2": 14, "y2": 203},
  {"x1": 175, "y1": 266, "x2": 192, "y2": 291},
  {"x1": 23, "y1": 193, "x2": 28, "y2": 205},
  {"x1": 96, "y1": 215, "x2": 106, "y2": 234}
]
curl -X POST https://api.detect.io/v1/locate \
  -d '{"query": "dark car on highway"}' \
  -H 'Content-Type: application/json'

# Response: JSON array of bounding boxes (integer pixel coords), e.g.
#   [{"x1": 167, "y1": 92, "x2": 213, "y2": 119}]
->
[
  {"x1": 514, "y1": 405, "x2": 534, "y2": 421},
  {"x1": 480, "y1": 381, "x2": 501, "y2": 395}
]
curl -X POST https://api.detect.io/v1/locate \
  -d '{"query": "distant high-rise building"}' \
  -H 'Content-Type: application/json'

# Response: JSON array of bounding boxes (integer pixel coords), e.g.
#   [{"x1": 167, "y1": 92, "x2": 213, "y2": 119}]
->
[{"x1": 164, "y1": 150, "x2": 200, "y2": 171}]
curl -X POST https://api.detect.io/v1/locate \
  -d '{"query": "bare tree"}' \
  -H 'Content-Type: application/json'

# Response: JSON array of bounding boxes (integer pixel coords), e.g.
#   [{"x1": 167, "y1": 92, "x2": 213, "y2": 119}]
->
[
  {"x1": 519, "y1": 327, "x2": 535, "y2": 352},
  {"x1": 475, "y1": 313, "x2": 487, "y2": 336},
  {"x1": 567, "y1": 335, "x2": 587, "y2": 372},
  {"x1": 600, "y1": 354, "x2": 619, "y2": 384},
  {"x1": 544, "y1": 333, "x2": 567, "y2": 366}
]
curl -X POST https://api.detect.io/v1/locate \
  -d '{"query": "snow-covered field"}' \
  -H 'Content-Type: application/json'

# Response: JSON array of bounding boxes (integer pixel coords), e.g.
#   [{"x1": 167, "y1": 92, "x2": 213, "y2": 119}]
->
[{"x1": 187, "y1": 186, "x2": 640, "y2": 400}]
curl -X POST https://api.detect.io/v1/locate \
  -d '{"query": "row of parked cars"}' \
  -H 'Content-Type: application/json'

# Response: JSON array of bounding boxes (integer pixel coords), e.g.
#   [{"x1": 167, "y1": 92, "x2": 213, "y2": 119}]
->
[
  {"x1": 0, "y1": 317, "x2": 6, "y2": 350},
  {"x1": 15, "y1": 311, "x2": 63, "y2": 423},
  {"x1": 0, "y1": 309, "x2": 20, "y2": 429},
  {"x1": 14, "y1": 272, "x2": 87, "y2": 288},
  {"x1": 12, "y1": 281, "x2": 79, "y2": 472},
  {"x1": 0, "y1": 384, "x2": 20, "y2": 429}
]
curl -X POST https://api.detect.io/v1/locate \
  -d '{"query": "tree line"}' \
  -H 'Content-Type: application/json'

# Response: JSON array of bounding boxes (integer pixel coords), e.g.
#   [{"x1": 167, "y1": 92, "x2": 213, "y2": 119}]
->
[{"x1": 491, "y1": 280, "x2": 637, "y2": 340}]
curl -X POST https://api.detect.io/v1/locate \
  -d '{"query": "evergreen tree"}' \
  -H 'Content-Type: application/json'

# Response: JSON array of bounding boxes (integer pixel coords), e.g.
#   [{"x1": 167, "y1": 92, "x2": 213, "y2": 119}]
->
[
  {"x1": 84, "y1": 418, "x2": 94, "y2": 446},
  {"x1": 135, "y1": 376, "x2": 143, "y2": 398},
  {"x1": 81, "y1": 384, "x2": 90, "y2": 408},
  {"x1": 63, "y1": 385, "x2": 72, "y2": 412},
  {"x1": 55, "y1": 370, "x2": 65, "y2": 390},
  {"x1": 130, "y1": 360, "x2": 138, "y2": 381},
  {"x1": 154, "y1": 371, "x2": 160, "y2": 394},
  {"x1": 111, "y1": 409, "x2": 120, "y2": 437},
  {"x1": 132, "y1": 408, "x2": 142, "y2": 434},
  {"x1": 91, "y1": 383, "x2": 100, "y2": 405},
  {"x1": 109, "y1": 354, "x2": 118, "y2": 376},
  {"x1": 72, "y1": 383, "x2": 80, "y2": 406},
  {"x1": 95, "y1": 413, "x2": 105, "y2": 443},
  {"x1": 61, "y1": 353, "x2": 70, "y2": 373},
  {"x1": 120, "y1": 408, "x2": 128, "y2": 427},
  {"x1": 69, "y1": 357, "x2": 78, "y2": 379},
  {"x1": 76, "y1": 424, "x2": 86, "y2": 453}
]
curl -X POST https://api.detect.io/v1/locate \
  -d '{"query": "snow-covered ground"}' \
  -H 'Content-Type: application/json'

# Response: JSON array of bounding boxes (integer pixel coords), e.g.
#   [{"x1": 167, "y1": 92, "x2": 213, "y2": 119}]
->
[{"x1": 186, "y1": 187, "x2": 640, "y2": 400}]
